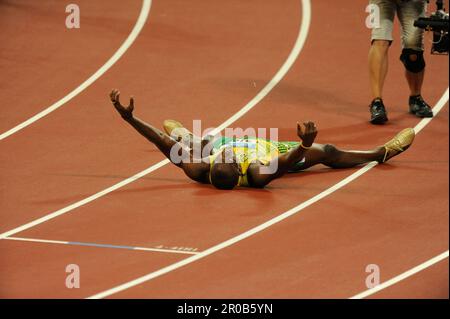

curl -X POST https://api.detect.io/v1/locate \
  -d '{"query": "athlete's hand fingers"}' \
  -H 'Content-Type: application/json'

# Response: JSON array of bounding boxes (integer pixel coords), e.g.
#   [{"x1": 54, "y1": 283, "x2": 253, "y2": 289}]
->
[
  {"x1": 129, "y1": 96, "x2": 134, "y2": 112},
  {"x1": 303, "y1": 121, "x2": 312, "y2": 133},
  {"x1": 115, "y1": 92, "x2": 121, "y2": 106},
  {"x1": 297, "y1": 122, "x2": 303, "y2": 136},
  {"x1": 110, "y1": 89, "x2": 117, "y2": 102}
]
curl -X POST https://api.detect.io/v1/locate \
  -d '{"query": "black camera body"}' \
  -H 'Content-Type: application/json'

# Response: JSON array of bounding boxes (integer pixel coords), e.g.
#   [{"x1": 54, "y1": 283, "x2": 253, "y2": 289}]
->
[{"x1": 414, "y1": 0, "x2": 449, "y2": 54}]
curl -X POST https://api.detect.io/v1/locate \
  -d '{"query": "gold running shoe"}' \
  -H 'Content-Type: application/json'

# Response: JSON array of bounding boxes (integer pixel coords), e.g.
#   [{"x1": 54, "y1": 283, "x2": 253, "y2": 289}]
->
[
  {"x1": 163, "y1": 119, "x2": 192, "y2": 142},
  {"x1": 381, "y1": 128, "x2": 415, "y2": 163}
]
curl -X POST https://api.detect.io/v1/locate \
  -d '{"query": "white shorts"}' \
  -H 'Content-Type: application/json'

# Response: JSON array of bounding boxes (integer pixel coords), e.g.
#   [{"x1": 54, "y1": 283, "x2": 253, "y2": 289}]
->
[{"x1": 370, "y1": 0, "x2": 427, "y2": 50}]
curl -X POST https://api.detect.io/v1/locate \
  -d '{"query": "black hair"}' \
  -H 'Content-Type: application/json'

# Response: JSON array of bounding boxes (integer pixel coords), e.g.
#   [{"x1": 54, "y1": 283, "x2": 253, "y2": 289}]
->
[{"x1": 210, "y1": 163, "x2": 240, "y2": 190}]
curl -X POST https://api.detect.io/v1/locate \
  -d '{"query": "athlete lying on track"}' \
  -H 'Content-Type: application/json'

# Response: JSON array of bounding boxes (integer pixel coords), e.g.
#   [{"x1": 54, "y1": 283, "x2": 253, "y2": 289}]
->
[{"x1": 110, "y1": 89, "x2": 416, "y2": 190}]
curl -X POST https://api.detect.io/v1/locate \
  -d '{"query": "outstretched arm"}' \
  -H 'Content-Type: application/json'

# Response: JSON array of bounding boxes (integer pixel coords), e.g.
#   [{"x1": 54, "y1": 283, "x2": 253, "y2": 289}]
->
[
  {"x1": 110, "y1": 89, "x2": 210, "y2": 182},
  {"x1": 248, "y1": 121, "x2": 318, "y2": 187}
]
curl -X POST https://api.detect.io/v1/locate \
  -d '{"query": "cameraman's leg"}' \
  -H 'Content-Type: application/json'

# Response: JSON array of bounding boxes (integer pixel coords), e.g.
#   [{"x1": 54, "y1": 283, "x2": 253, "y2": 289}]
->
[
  {"x1": 398, "y1": 0, "x2": 432, "y2": 117},
  {"x1": 368, "y1": 0, "x2": 396, "y2": 124},
  {"x1": 368, "y1": 0, "x2": 395, "y2": 100},
  {"x1": 369, "y1": 40, "x2": 390, "y2": 100},
  {"x1": 397, "y1": 0, "x2": 427, "y2": 96}
]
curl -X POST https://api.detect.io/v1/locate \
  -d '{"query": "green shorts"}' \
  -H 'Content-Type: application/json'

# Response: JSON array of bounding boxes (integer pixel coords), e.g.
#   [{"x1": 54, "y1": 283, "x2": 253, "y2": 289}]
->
[{"x1": 211, "y1": 137, "x2": 305, "y2": 171}]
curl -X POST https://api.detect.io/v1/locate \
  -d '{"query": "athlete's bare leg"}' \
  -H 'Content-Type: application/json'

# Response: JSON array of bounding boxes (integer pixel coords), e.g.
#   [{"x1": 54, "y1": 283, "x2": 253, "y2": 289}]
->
[
  {"x1": 164, "y1": 119, "x2": 415, "y2": 172},
  {"x1": 297, "y1": 128, "x2": 415, "y2": 170},
  {"x1": 299, "y1": 144, "x2": 385, "y2": 170}
]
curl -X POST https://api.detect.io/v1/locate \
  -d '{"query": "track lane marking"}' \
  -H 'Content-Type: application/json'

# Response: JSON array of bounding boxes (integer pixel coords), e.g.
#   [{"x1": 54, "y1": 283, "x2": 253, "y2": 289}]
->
[
  {"x1": 2, "y1": 0, "x2": 445, "y2": 298},
  {"x1": 4, "y1": 236, "x2": 199, "y2": 255},
  {"x1": 350, "y1": 250, "x2": 449, "y2": 299},
  {"x1": 0, "y1": 0, "x2": 152, "y2": 141},
  {"x1": 0, "y1": 160, "x2": 168, "y2": 239},
  {"x1": 0, "y1": 0, "x2": 312, "y2": 239},
  {"x1": 88, "y1": 89, "x2": 448, "y2": 298}
]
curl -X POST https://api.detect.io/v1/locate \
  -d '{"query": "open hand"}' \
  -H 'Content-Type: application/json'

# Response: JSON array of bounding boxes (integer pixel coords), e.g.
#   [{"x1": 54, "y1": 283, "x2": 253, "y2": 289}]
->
[
  {"x1": 110, "y1": 89, "x2": 134, "y2": 120},
  {"x1": 297, "y1": 121, "x2": 317, "y2": 148}
]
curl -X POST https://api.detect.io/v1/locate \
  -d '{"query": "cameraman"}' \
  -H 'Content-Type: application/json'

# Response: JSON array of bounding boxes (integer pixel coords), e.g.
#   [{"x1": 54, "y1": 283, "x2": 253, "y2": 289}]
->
[{"x1": 368, "y1": 0, "x2": 433, "y2": 125}]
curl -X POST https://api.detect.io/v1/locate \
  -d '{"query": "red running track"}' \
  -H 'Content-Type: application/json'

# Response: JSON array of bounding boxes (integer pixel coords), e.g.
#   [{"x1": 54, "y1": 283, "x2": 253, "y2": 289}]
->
[{"x1": 0, "y1": 0, "x2": 448, "y2": 298}]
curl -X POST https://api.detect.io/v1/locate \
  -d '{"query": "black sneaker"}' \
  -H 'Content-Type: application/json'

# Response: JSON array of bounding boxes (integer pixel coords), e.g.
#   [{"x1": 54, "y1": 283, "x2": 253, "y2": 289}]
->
[
  {"x1": 369, "y1": 98, "x2": 388, "y2": 124},
  {"x1": 409, "y1": 95, "x2": 433, "y2": 118}
]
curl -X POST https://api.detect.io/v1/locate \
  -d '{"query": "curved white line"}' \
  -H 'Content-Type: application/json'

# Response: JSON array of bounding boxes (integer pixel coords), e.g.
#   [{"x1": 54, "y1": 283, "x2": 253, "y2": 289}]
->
[
  {"x1": 0, "y1": 0, "x2": 152, "y2": 141},
  {"x1": 88, "y1": 88, "x2": 448, "y2": 299},
  {"x1": 89, "y1": 87, "x2": 448, "y2": 299},
  {"x1": 0, "y1": 0, "x2": 312, "y2": 239},
  {"x1": 209, "y1": 0, "x2": 311, "y2": 135},
  {"x1": 350, "y1": 250, "x2": 449, "y2": 299}
]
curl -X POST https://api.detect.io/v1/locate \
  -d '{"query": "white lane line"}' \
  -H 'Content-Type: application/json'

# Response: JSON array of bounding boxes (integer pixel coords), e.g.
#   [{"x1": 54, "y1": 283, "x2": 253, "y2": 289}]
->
[
  {"x1": 0, "y1": 0, "x2": 152, "y2": 141},
  {"x1": 208, "y1": 0, "x2": 311, "y2": 136},
  {"x1": 350, "y1": 251, "x2": 449, "y2": 299},
  {"x1": 4, "y1": 236, "x2": 199, "y2": 255},
  {"x1": 0, "y1": 160, "x2": 168, "y2": 239},
  {"x1": 414, "y1": 90, "x2": 449, "y2": 134},
  {"x1": 88, "y1": 89, "x2": 448, "y2": 299},
  {"x1": 0, "y1": 0, "x2": 312, "y2": 239}
]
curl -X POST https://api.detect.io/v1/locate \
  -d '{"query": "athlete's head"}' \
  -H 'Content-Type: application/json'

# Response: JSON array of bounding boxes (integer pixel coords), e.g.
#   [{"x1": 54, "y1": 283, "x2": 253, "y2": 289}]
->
[{"x1": 210, "y1": 147, "x2": 241, "y2": 190}]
